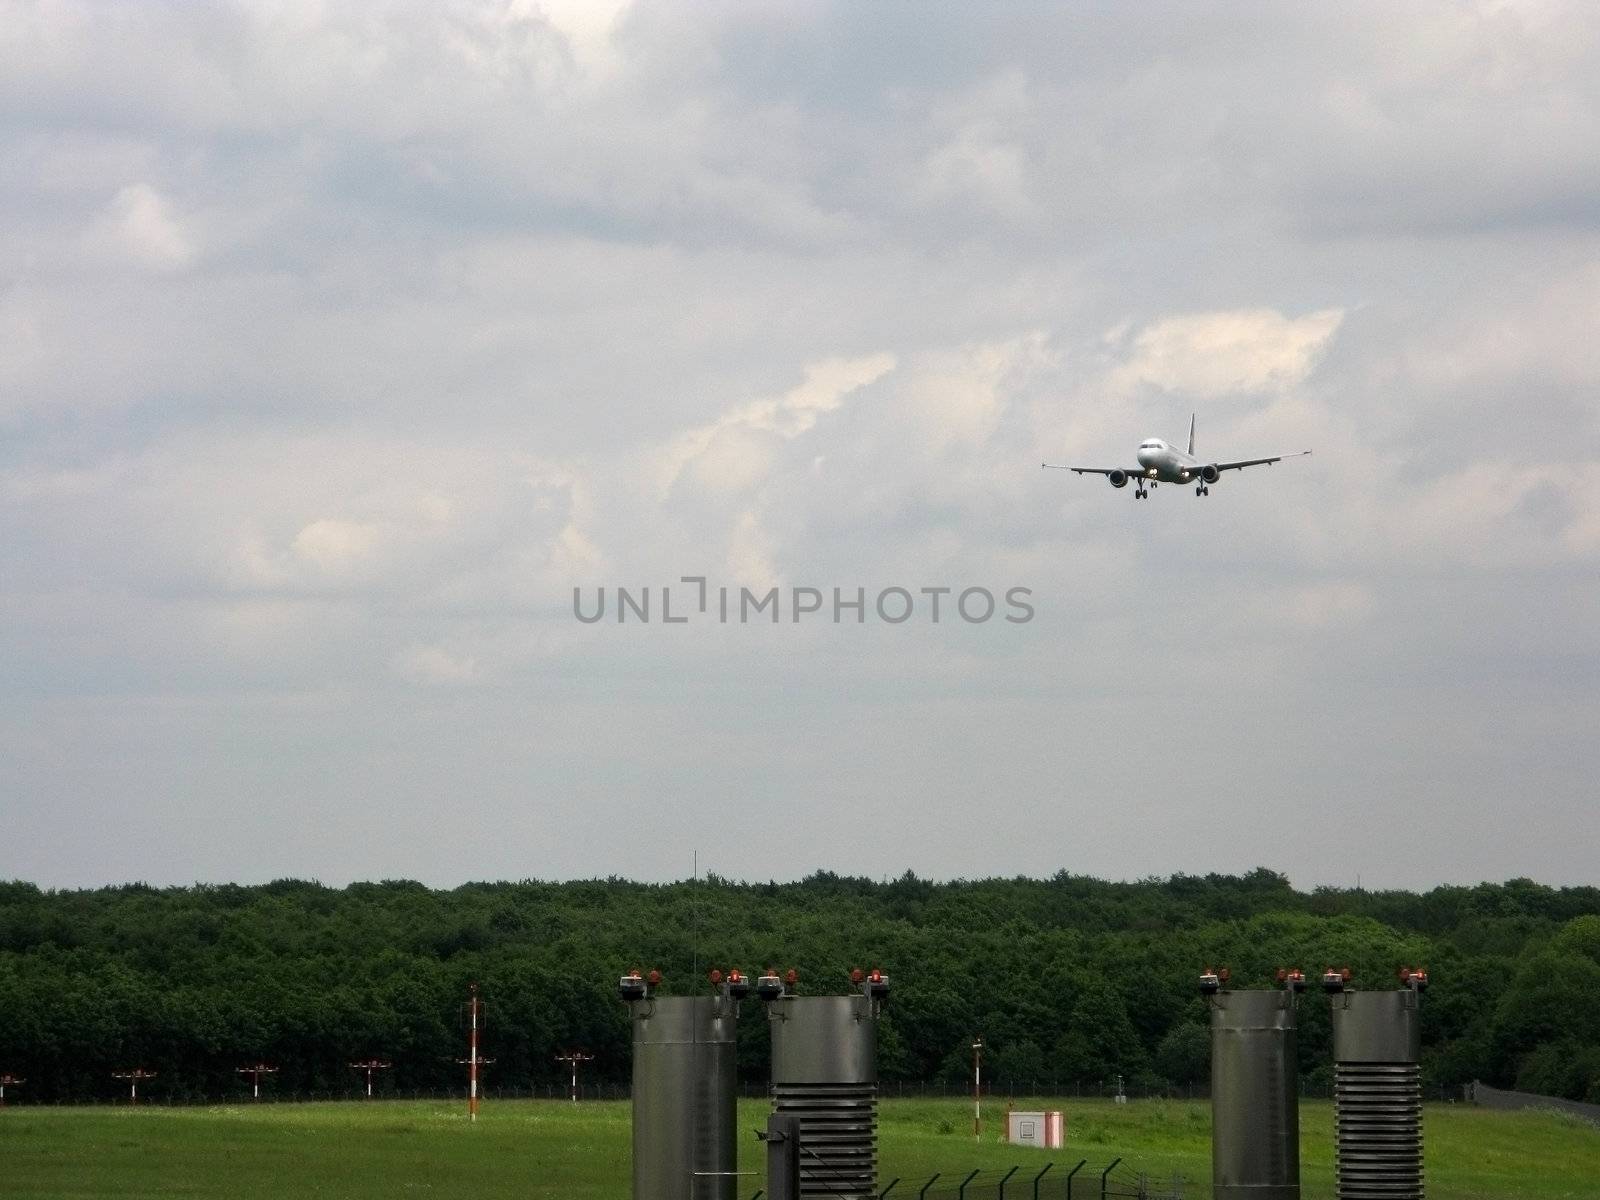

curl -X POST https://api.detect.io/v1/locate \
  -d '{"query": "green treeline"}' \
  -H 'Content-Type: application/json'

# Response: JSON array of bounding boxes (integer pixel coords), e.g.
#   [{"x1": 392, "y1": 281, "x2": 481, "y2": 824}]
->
[{"x1": 2, "y1": 869, "x2": 1598, "y2": 1103}]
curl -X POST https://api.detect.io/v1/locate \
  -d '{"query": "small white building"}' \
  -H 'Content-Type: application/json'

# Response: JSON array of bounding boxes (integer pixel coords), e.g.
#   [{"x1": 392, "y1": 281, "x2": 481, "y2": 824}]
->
[{"x1": 1006, "y1": 1110, "x2": 1065, "y2": 1149}]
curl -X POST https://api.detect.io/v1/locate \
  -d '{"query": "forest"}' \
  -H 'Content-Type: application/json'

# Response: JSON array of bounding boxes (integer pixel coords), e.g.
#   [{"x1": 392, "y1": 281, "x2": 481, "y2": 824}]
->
[{"x1": 1, "y1": 869, "x2": 1598, "y2": 1103}]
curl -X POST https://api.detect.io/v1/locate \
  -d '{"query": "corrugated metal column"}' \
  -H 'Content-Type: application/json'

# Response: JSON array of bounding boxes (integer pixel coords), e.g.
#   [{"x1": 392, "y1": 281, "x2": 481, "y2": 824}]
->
[
  {"x1": 1203, "y1": 968, "x2": 1304, "y2": 1200},
  {"x1": 621, "y1": 968, "x2": 749, "y2": 1200},
  {"x1": 1326, "y1": 969, "x2": 1427, "y2": 1200},
  {"x1": 762, "y1": 969, "x2": 890, "y2": 1200}
]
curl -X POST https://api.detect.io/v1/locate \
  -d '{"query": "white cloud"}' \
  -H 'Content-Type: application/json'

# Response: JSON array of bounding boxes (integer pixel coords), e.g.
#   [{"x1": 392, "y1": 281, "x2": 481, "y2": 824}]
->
[
  {"x1": 548, "y1": 521, "x2": 605, "y2": 577},
  {"x1": 1109, "y1": 308, "x2": 1344, "y2": 397},
  {"x1": 1246, "y1": 580, "x2": 1374, "y2": 630},
  {"x1": 724, "y1": 510, "x2": 779, "y2": 591},
  {"x1": 392, "y1": 643, "x2": 480, "y2": 685},
  {"x1": 528, "y1": 0, "x2": 631, "y2": 76},
  {"x1": 889, "y1": 334, "x2": 1047, "y2": 454},
  {"x1": 0, "y1": 292, "x2": 48, "y2": 411},
  {"x1": 82, "y1": 183, "x2": 195, "y2": 271},
  {"x1": 292, "y1": 519, "x2": 383, "y2": 572},
  {"x1": 1381, "y1": 460, "x2": 1600, "y2": 570},
  {"x1": 659, "y1": 352, "x2": 896, "y2": 497},
  {"x1": 916, "y1": 70, "x2": 1039, "y2": 221}
]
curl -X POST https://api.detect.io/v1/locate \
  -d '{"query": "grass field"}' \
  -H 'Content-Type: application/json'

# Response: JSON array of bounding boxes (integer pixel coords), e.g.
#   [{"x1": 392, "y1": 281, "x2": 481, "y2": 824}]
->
[{"x1": 2, "y1": 1096, "x2": 1596, "y2": 1200}]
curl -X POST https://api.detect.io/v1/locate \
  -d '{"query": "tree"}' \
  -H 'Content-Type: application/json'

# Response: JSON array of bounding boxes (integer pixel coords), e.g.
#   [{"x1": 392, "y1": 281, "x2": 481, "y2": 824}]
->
[{"x1": 1155, "y1": 1022, "x2": 1210, "y2": 1085}]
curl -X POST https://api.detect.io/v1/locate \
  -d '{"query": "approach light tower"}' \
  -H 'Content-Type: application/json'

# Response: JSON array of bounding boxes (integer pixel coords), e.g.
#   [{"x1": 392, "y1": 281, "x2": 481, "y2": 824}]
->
[
  {"x1": 236, "y1": 1063, "x2": 278, "y2": 1101},
  {"x1": 555, "y1": 1050, "x2": 594, "y2": 1104},
  {"x1": 111, "y1": 1068, "x2": 157, "y2": 1104},
  {"x1": 348, "y1": 1059, "x2": 392, "y2": 1099},
  {"x1": 458, "y1": 983, "x2": 494, "y2": 1122},
  {"x1": 0, "y1": 1074, "x2": 23, "y2": 1106}
]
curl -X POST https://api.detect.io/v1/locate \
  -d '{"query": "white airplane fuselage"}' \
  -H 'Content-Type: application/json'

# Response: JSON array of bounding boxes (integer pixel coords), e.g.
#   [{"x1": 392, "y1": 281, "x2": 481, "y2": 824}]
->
[{"x1": 1134, "y1": 439, "x2": 1207, "y2": 484}]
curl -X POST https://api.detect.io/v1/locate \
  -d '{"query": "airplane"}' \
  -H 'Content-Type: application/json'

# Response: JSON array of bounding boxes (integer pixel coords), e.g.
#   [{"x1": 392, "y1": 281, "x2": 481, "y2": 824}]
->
[{"x1": 1041, "y1": 415, "x2": 1311, "y2": 498}]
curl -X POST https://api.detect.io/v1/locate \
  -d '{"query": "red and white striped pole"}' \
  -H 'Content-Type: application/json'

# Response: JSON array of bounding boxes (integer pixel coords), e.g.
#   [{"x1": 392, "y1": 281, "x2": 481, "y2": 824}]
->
[
  {"x1": 469, "y1": 983, "x2": 479, "y2": 1123},
  {"x1": 455, "y1": 988, "x2": 492, "y2": 1124}
]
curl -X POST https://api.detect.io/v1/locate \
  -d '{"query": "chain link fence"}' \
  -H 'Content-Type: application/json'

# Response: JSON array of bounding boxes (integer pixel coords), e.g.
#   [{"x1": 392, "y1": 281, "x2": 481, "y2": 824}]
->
[
  {"x1": 1466, "y1": 1080, "x2": 1600, "y2": 1124},
  {"x1": 4, "y1": 1077, "x2": 1472, "y2": 1108},
  {"x1": 746, "y1": 1161, "x2": 1187, "y2": 1200}
]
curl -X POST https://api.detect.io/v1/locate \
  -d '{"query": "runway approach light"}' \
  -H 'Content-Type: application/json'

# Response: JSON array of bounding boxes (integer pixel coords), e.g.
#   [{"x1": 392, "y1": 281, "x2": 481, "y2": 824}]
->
[
  {"x1": 1399, "y1": 966, "x2": 1429, "y2": 993},
  {"x1": 618, "y1": 969, "x2": 654, "y2": 1003},
  {"x1": 850, "y1": 967, "x2": 890, "y2": 1000}
]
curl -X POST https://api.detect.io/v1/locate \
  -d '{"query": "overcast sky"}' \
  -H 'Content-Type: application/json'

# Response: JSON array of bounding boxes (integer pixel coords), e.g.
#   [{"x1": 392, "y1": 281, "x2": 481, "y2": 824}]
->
[{"x1": 3, "y1": 2, "x2": 1598, "y2": 892}]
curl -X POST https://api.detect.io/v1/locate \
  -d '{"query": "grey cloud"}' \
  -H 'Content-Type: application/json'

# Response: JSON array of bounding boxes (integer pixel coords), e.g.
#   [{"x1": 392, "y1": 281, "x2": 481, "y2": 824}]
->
[{"x1": 1, "y1": 2, "x2": 1597, "y2": 890}]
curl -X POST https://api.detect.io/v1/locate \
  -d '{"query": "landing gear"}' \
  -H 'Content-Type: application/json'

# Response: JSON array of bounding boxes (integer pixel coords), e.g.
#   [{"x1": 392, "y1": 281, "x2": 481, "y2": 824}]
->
[
  {"x1": 1196, "y1": 485, "x2": 1209, "y2": 496},
  {"x1": 1135, "y1": 485, "x2": 1148, "y2": 499}
]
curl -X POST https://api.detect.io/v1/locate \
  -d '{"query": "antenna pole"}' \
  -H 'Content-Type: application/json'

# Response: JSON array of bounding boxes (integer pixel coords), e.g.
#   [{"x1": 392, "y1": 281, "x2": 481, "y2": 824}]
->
[{"x1": 972, "y1": 1037, "x2": 984, "y2": 1140}]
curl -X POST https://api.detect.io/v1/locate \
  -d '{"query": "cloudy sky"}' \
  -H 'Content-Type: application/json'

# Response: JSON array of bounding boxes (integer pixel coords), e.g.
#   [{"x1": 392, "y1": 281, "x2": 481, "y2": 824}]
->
[{"x1": 3, "y1": 1, "x2": 1598, "y2": 891}]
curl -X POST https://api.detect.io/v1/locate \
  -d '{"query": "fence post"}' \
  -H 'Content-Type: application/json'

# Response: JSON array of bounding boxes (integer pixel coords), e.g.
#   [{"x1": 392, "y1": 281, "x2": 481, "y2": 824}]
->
[
  {"x1": 1031, "y1": 1163, "x2": 1053, "y2": 1200},
  {"x1": 1098, "y1": 1159, "x2": 1121, "y2": 1200},
  {"x1": 996, "y1": 1166, "x2": 1018, "y2": 1200},
  {"x1": 957, "y1": 1169, "x2": 981, "y2": 1200},
  {"x1": 919, "y1": 1174, "x2": 942, "y2": 1200},
  {"x1": 1063, "y1": 1160, "x2": 1086, "y2": 1200}
]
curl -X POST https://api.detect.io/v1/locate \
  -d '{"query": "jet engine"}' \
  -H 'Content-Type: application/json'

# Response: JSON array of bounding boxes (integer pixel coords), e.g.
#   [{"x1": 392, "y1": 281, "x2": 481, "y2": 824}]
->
[
  {"x1": 1107, "y1": 469, "x2": 1129, "y2": 488},
  {"x1": 1199, "y1": 464, "x2": 1220, "y2": 485}
]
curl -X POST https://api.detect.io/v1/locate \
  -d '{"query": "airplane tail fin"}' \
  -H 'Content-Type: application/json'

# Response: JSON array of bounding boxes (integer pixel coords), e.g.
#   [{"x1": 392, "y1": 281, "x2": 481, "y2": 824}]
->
[{"x1": 1187, "y1": 413, "x2": 1196, "y2": 456}]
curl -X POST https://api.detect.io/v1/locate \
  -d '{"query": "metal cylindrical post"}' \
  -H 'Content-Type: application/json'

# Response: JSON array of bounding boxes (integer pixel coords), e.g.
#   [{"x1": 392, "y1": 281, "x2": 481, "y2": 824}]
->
[
  {"x1": 972, "y1": 1037, "x2": 983, "y2": 1140},
  {"x1": 1332, "y1": 990, "x2": 1423, "y2": 1200},
  {"x1": 766, "y1": 1112, "x2": 802, "y2": 1200},
  {"x1": 629, "y1": 989, "x2": 741, "y2": 1200},
  {"x1": 1210, "y1": 988, "x2": 1300, "y2": 1200}
]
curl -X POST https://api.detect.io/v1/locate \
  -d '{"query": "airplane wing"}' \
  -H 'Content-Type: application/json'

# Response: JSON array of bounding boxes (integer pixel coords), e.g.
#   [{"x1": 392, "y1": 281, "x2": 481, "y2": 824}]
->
[
  {"x1": 1210, "y1": 450, "x2": 1312, "y2": 472},
  {"x1": 1040, "y1": 463, "x2": 1143, "y2": 476}
]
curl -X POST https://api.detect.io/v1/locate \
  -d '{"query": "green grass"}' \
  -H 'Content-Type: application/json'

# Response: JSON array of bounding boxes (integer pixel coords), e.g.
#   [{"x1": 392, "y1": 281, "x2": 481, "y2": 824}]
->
[{"x1": 1, "y1": 1096, "x2": 1595, "y2": 1199}]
